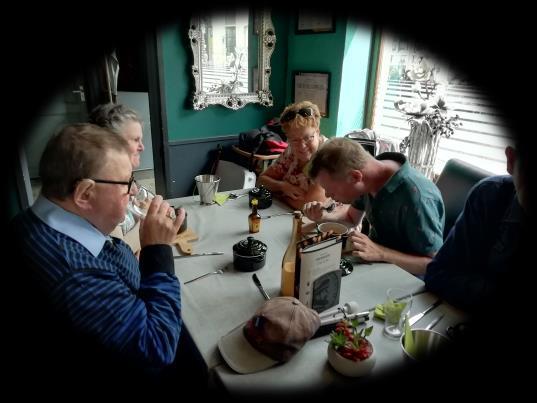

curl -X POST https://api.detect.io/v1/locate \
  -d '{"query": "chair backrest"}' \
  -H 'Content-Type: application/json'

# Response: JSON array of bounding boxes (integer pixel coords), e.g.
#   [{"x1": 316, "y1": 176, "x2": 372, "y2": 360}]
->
[
  {"x1": 435, "y1": 158, "x2": 492, "y2": 239},
  {"x1": 344, "y1": 129, "x2": 377, "y2": 156},
  {"x1": 215, "y1": 160, "x2": 256, "y2": 191}
]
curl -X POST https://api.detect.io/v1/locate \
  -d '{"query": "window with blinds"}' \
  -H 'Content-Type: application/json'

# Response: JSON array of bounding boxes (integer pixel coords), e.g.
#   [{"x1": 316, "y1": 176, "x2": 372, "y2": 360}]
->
[{"x1": 371, "y1": 33, "x2": 513, "y2": 176}]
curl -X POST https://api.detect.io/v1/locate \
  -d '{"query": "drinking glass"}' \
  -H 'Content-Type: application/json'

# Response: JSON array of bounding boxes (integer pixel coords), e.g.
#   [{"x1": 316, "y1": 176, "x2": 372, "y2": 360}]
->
[
  {"x1": 129, "y1": 183, "x2": 155, "y2": 219},
  {"x1": 383, "y1": 288, "x2": 412, "y2": 339}
]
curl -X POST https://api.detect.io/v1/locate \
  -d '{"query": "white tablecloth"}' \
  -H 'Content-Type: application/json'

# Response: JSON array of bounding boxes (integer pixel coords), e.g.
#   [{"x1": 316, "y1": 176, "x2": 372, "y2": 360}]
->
[{"x1": 168, "y1": 192, "x2": 465, "y2": 393}]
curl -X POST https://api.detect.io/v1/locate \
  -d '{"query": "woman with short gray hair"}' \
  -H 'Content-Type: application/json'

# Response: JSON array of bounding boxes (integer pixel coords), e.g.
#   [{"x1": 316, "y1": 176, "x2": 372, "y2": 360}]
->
[
  {"x1": 89, "y1": 103, "x2": 145, "y2": 238},
  {"x1": 89, "y1": 103, "x2": 144, "y2": 169}
]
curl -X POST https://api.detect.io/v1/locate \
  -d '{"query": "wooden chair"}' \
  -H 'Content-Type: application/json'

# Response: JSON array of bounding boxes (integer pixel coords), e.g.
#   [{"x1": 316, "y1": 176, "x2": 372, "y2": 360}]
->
[{"x1": 232, "y1": 144, "x2": 280, "y2": 174}]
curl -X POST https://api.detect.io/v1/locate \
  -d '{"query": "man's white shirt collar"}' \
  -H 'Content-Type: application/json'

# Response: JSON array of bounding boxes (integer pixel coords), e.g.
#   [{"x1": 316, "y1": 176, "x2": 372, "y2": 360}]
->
[{"x1": 31, "y1": 196, "x2": 110, "y2": 257}]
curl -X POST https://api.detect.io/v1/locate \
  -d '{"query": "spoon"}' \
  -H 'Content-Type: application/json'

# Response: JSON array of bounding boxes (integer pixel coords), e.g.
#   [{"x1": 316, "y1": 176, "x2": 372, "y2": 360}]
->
[{"x1": 184, "y1": 268, "x2": 225, "y2": 284}]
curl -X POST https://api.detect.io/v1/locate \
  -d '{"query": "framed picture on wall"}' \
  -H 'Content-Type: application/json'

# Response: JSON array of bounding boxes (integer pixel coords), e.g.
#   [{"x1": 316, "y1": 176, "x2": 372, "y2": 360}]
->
[
  {"x1": 293, "y1": 72, "x2": 330, "y2": 117},
  {"x1": 296, "y1": 10, "x2": 335, "y2": 34}
]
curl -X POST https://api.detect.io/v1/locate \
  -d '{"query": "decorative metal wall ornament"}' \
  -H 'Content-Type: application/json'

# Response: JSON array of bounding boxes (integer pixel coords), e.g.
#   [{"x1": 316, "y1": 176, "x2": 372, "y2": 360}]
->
[{"x1": 189, "y1": 8, "x2": 275, "y2": 110}]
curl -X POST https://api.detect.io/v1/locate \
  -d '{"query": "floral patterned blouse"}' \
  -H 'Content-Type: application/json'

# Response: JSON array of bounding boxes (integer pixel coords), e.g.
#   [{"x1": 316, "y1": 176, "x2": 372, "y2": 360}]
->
[{"x1": 265, "y1": 135, "x2": 327, "y2": 192}]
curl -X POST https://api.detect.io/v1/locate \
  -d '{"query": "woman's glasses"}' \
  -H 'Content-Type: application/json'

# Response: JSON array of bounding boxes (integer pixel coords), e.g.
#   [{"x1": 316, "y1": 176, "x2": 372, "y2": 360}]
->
[
  {"x1": 289, "y1": 134, "x2": 316, "y2": 146},
  {"x1": 280, "y1": 107, "x2": 315, "y2": 123}
]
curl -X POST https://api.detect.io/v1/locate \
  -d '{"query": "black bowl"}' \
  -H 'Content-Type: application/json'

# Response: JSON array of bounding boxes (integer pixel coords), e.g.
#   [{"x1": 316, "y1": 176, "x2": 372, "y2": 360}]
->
[
  {"x1": 249, "y1": 186, "x2": 272, "y2": 209},
  {"x1": 232, "y1": 237, "x2": 267, "y2": 272}
]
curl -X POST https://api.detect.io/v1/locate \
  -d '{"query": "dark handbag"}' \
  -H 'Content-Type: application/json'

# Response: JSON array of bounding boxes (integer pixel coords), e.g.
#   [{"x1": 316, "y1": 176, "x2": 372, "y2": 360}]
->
[{"x1": 238, "y1": 128, "x2": 288, "y2": 171}]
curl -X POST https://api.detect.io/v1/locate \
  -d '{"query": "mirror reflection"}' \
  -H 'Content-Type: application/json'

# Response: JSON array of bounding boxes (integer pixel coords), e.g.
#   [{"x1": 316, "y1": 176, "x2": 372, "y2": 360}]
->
[
  {"x1": 189, "y1": 8, "x2": 275, "y2": 110},
  {"x1": 200, "y1": 11, "x2": 249, "y2": 94}
]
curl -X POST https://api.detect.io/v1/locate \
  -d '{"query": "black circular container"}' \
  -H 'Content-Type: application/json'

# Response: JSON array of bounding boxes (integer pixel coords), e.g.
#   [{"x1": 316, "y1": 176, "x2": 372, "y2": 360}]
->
[
  {"x1": 232, "y1": 236, "x2": 267, "y2": 272},
  {"x1": 249, "y1": 186, "x2": 272, "y2": 209}
]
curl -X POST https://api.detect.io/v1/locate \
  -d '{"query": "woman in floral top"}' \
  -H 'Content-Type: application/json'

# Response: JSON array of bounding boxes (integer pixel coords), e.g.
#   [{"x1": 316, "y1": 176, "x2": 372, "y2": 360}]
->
[{"x1": 258, "y1": 101, "x2": 329, "y2": 210}]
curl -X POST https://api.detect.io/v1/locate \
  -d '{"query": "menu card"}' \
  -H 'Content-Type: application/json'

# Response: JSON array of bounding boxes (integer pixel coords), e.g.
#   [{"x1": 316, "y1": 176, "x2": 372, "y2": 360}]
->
[{"x1": 294, "y1": 233, "x2": 343, "y2": 313}]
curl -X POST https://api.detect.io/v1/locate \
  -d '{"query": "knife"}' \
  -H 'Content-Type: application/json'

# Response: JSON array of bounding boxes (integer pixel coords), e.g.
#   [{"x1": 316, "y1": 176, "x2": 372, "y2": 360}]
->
[
  {"x1": 174, "y1": 252, "x2": 224, "y2": 259},
  {"x1": 408, "y1": 299, "x2": 441, "y2": 326},
  {"x1": 252, "y1": 273, "x2": 271, "y2": 300},
  {"x1": 425, "y1": 314, "x2": 445, "y2": 330}
]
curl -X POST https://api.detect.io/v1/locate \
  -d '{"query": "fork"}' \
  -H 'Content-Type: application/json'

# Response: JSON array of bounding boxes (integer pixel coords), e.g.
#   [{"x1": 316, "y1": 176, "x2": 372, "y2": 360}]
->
[{"x1": 184, "y1": 268, "x2": 225, "y2": 284}]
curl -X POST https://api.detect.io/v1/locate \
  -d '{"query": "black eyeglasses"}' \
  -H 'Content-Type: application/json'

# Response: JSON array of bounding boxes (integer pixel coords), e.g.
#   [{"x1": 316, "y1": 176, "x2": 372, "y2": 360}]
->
[
  {"x1": 280, "y1": 107, "x2": 315, "y2": 123},
  {"x1": 85, "y1": 173, "x2": 135, "y2": 193}
]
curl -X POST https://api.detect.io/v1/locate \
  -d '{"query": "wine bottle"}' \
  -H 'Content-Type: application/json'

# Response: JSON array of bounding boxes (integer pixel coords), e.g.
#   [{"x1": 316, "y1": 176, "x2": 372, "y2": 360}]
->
[
  {"x1": 248, "y1": 198, "x2": 261, "y2": 233},
  {"x1": 280, "y1": 211, "x2": 302, "y2": 296}
]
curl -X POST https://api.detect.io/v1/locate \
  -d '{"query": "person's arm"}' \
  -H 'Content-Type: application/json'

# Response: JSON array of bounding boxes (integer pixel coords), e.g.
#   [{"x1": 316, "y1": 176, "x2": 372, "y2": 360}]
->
[
  {"x1": 303, "y1": 202, "x2": 364, "y2": 226},
  {"x1": 280, "y1": 181, "x2": 328, "y2": 210},
  {"x1": 349, "y1": 231, "x2": 433, "y2": 274},
  {"x1": 54, "y1": 245, "x2": 182, "y2": 368},
  {"x1": 425, "y1": 181, "x2": 503, "y2": 311},
  {"x1": 258, "y1": 164, "x2": 305, "y2": 201},
  {"x1": 14, "y1": 214, "x2": 182, "y2": 370}
]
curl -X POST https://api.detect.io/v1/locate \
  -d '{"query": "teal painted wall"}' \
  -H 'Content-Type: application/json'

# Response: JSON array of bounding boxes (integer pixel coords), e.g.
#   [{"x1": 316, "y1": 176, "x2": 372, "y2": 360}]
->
[
  {"x1": 336, "y1": 21, "x2": 373, "y2": 136},
  {"x1": 159, "y1": 14, "x2": 373, "y2": 141},
  {"x1": 159, "y1": 13, "x2": 289, "y2": 141},
  {"x1": 283, "y1": 17, "x2": 373, "y2": 137},
  {"x1": 285, "y1": 17, "x2": 347, "y2": 136}
]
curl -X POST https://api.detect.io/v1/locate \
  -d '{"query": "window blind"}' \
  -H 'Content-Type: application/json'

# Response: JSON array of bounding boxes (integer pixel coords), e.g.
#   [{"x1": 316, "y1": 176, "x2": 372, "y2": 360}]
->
[{"x1": 371, "y1": 35, "x2": 513, "y2": 176}]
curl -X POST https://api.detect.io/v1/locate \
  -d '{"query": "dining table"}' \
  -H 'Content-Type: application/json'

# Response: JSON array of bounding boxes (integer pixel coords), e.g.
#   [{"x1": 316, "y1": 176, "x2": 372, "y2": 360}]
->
[{"x1": 167, "y1": 190, "x2": 467, "y2": 395}]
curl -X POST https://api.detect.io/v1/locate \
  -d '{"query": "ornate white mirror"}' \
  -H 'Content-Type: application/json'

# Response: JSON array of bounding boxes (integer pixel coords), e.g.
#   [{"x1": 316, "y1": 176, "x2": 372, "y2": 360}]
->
[{"x1": 188, "y1": 8, "x2": 275, "y2": 110}]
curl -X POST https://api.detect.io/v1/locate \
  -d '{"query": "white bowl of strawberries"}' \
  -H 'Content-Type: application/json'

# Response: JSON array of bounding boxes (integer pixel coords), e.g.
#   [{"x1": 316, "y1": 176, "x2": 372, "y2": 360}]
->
[{"x1": 327, "y1": 319, "x2": 376, "y2": 377}]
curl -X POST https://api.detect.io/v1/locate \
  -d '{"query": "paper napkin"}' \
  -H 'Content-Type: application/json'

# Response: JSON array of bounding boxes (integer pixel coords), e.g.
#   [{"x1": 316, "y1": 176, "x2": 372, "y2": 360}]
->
[{"x1": 214, "y1": 193, "x2": 229, "y2": 206}]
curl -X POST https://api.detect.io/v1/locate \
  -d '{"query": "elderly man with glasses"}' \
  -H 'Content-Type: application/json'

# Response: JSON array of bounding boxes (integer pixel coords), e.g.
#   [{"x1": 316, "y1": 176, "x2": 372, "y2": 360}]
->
[
  {"x1": 10, "y1": 123, "x2": 186, "y2": 389},
  {"x1": 258, "y1": 101, "x2": 330, "y2": 210}
]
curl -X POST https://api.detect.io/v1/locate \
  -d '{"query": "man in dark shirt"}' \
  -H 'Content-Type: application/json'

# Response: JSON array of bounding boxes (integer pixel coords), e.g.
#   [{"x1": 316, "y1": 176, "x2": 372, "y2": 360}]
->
[
  {"x1": 10, "y1": 124, "x2": 185, "y2": 393},
  {"x1": 425, "y1": 145, "x2": 529, "y2": 312}
]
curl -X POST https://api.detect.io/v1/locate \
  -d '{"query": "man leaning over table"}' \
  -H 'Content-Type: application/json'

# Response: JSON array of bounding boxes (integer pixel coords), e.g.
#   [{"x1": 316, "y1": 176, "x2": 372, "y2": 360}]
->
[
  {"x1": 10, "y1": 124, "x2": 186, "y2": 391},
  {"x1": 303, "y1": 137, "x2": 444, "y2": 277}
]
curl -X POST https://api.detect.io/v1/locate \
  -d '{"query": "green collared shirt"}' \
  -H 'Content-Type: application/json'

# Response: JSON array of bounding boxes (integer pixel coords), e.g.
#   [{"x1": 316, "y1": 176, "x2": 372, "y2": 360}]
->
[{"x1": 352, "y1": 152, "x2": 445, "y2": 256}]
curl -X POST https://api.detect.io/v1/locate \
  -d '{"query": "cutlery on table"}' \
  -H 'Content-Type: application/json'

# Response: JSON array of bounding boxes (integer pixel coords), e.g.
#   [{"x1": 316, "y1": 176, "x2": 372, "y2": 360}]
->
[
  {"x1": 228, "y1": 192, "x2": 249, "y2": 199},
  {"x1": 260, "y1": 202, "x2": 337, "y2": 219},
  {"x1": 252, "y1": 273, "x2": 271, "y2": 300},
  {"x1": 184, "y1": 267, "x2": 226, "y2": 284},
  {"x1": 260, "y1": 212, "x2": 294, "y2": 219},
  {"x1": 408, "y1": 299, "x2": 442, "y2": 326},
  {"x1": 174, "y1": 252, "x2": 224, "y2": 259},
  {"x1": 425, "y1": 314, "x2": 445, "y2": 330}
]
